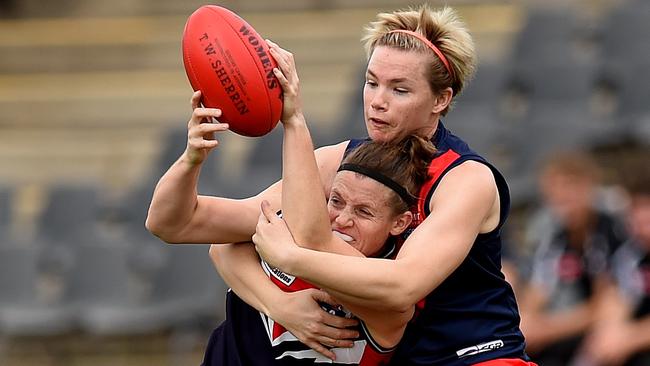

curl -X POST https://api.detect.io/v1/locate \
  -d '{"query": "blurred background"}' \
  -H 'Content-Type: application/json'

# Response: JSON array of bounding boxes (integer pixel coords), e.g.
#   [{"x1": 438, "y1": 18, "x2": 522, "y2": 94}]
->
[{"x1": 1, "y1": 0, "x2": 649, "y2": 365}]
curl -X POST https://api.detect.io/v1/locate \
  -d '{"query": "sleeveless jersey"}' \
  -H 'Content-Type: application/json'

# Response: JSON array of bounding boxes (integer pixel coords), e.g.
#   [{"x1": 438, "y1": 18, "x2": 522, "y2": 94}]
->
[
  {"x1": 202, "y1": 238, "x2": 397, "y2": 366},
  {"x1": 345, "y1": 122, "x2": 529, "y2": 365},
  {"x1": 260, "y1": 255, "x2": 395, "y2": 365}
]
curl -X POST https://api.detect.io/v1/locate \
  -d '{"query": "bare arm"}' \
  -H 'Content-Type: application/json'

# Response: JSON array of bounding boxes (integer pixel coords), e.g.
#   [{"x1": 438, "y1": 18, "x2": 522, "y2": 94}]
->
[
  {"x1": 145, "y1": 90, "x2": 356, "y2": 356},
  {"x1": 582, "y1": 278, "x2": 650, "y2": 365},
  {"x1": 268, "y1": 42, "x2": 410, "y2": 346},
  {"x1": 254, "y1": 161, "x2": 499, "y2": 312},
  {"x1": 145, "y1": 91, "x2": 271, "y2": 244},
  {"x1": 269, "y1": 41, "x2": 360, "y2": 256},
  {"x1": 205, "y1": 142, "x2": 354, "y2": 357},
  {"x1": 519, "y1": 281, "x2": 596, "y2": 353}
]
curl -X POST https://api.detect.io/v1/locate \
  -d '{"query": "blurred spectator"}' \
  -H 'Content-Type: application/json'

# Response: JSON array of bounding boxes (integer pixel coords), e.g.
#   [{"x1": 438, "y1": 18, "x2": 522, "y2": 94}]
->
[
  {"x1": 518, "y1": 151, "x2": 628, "y2": 366},
  {"x1": 582, "y1": 166, "x2": 650, "y2": 366}
]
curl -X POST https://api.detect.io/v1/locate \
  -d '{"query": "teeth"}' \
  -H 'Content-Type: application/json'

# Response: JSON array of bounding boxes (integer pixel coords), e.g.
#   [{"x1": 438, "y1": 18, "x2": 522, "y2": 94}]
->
[{"x1": 333, "y1": 231, "x2": 354, "y2": 242}]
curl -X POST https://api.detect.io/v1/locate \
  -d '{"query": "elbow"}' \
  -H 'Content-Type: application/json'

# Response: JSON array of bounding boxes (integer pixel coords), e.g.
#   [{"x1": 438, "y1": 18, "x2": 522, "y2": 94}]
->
[
  {"x1": 144, "y1": 216, "x2": 166, "y2": 240},
  {"x1": 386, "y1": 293, "x2": 418, "y2": 314},
  {"x1": 145, "y1": 216, "x2": 183, "y2": 244},
  {"x1": 292, "y1": 227, "x2": 329, "y2": 250},
  {"x1": 144, "y1": 215, "x2": 159, "y2": 237},
  {"x1": 381, "y1": 279, "x2": 420, "y2": 313},
  {"x1": 209, "y1": 244, "x2": 222, "y2": 265}
]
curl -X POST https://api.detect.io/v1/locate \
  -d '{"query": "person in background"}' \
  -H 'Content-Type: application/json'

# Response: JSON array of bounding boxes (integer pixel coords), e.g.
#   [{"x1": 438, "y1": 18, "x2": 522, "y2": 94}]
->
[
  {"x1": 581, "y1": 165, "x2": 650, "y2": 366},
  {"x1": 518, "y1": 151, "x2": 628, "y2": 366}
]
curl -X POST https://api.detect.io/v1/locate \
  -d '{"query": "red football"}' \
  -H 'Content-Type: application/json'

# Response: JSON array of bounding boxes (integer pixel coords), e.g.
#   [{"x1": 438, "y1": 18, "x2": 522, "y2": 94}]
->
[{"x1": 182, "y1": 5, "x2": 282, "y2": 137}]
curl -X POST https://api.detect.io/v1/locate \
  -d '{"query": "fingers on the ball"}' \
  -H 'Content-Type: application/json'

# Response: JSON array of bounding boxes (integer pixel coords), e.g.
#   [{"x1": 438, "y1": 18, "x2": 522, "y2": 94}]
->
[
  {"x1": 190, "y1": 90, "x2": 202, "y2": 109},
  {"x1": 191, "y1": 108, "x2": 222, "y2": 123},
  {"x1": 268, "y1": 47, "x2": 286, "y2": 68},
  {"x1": 190, "y1": 137, "x2": 218, "y2": 149},
  {"x1": 273, "y1": 68, "x2": 289, "y2": 85},
  {"x1": 269, "y1": 46, "x2": 292, "y2": 70},
  {"x1": 196, "y1": 122, "x2": 228, "y2": 134},
  {"x1": 201, "y1": 140, "x2": 219, "y2": 149}
]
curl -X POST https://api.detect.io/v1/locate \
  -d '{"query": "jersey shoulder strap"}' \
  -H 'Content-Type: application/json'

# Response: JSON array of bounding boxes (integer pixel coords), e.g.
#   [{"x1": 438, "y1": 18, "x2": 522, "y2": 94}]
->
[{"x1": 415, "y1": 149, "x2": 462, "y2": 223}]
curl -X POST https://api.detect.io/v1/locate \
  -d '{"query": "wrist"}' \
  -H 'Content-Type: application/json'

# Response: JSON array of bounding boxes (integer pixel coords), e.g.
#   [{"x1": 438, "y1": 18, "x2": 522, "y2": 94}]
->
[
  {"x1": 283, "y1": 245, "x2": 305, "y2": 277},
  {"x1": 265, "y1": 287, "x2": 288, "y2": 319},
  {"x1": 180, "y1": 149, "x2": 204, "y2": 168},
  {"x1": 281, "y1": 113, "x2": 306, "y2": 129}
]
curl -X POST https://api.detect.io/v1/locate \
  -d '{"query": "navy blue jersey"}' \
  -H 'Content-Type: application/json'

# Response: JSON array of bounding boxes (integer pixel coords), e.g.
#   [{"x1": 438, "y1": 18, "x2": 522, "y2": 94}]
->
[
  {"x1": 202, "y1": 288, "x2": 277, "y2": 366},
  {"x1": 203, "y1": 275, "x2": 394, "y2": 366},
  {"x1": 346, "y1": 123, "x2": 529, "y2": 365}
]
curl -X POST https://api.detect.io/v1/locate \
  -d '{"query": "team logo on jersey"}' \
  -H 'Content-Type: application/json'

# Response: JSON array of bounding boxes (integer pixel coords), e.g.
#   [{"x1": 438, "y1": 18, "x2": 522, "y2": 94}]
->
[
  {"x1": 456, "y1": 340, "x2": 504, "y2": 358},
  {"x1": 261, "y1": 259, "x2": 296, "y2": 287},
  {"x1": 259, "y1": 312, "x2": 366, "y2": 363}
]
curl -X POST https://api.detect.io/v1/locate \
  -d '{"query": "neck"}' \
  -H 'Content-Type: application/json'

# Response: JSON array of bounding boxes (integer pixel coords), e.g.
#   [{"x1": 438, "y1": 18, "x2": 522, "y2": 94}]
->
[{"x1": 422, "y1": 119, "x2": 439, "y2": 140}]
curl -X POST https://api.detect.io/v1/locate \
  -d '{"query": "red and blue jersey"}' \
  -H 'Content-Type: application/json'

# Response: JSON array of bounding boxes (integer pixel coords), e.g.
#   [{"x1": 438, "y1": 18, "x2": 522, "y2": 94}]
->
[
  {"x1": 259, "y1": 258, "x2": 396, "y2": 365},
  {"x1": 202, "y1": 236, "x2": 398, "y2": 366},
  {"x1": 346, "y1": 123, "x2": 529, "y2": 365}
]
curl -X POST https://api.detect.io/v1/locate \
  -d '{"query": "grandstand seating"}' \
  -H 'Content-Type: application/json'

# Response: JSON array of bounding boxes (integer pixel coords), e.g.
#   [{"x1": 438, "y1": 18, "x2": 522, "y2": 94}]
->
[
  {"x1": 0, "y1": 187, "x2": 11, "y2": 235},
  {"x1": 0, "y1": 244, "x2": 77, "y2": 336}
]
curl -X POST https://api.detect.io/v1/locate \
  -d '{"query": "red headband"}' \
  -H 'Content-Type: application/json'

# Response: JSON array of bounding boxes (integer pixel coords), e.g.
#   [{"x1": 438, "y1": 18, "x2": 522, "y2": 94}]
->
[{"x1": 388, "y1": 29, "x2": 454, "y2": 79}]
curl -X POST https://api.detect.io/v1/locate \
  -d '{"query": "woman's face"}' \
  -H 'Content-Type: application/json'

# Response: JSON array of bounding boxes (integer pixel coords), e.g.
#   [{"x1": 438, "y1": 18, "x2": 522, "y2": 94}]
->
[
  {"x1": 363, "y1": 46, "x2": 439, "y2": 143},
  {"x1": 327, "y1": 171, "x2": 411, "y2": 257},
  {"x1": 540, "y1": 170, "x2": 595, "y2": 224}
]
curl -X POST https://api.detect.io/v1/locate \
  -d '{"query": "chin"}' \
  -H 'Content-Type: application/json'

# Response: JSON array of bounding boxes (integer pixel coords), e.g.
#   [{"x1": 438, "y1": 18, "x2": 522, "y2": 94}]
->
[{"x1": 367, "y1": 129, "x2": 394, "y2": 143}]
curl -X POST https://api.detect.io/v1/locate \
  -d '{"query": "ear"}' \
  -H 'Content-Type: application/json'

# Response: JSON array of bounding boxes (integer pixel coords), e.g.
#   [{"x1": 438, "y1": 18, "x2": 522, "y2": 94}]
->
[
  {"x1": 389, "y1": 211, "x2": 413, "y2": 236},
  {"x1": 431, "y1": 87, "x2": 454, "y2": 114}
]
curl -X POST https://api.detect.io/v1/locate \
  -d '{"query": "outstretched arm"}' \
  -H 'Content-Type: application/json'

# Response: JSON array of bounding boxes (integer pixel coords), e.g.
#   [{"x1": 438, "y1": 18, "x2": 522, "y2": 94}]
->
[
  {"x1": 146, "y1": 90, "x2": 268, "y2": 244},
  {"x1": 268, "y1": 40, "x2": 361, "y2": 256},
  {"x1": 266, "y1": 40, "x2": 411, "y2": 347},
  {"x1": 145, "y1": 90, "x2": 357, "y2": 357}
]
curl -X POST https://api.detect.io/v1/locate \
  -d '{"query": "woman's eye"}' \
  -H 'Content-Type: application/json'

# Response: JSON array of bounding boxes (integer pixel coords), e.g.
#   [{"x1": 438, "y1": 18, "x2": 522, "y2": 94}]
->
[
  {"x1": 394, "y1": 88, "x2": 408, "y2": 94},
  {"x1": 359, "y1": 209, "x2": 373, "y2": 217},
  {"x1": 365, "y1": 80, "x2": 378, "y2": 87}
]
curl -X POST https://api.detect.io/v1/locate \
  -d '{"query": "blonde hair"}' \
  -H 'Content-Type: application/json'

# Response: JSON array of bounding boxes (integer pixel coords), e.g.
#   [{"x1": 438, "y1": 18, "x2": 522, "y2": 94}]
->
[{"x1": 362, "y1": 5, "x2": 477, "y2": 115}]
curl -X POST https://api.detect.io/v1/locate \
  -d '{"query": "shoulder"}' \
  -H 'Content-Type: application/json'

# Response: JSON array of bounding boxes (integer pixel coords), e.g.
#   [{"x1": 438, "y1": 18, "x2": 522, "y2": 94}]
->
[
  {"x1": 426, "y1": 160, "x2": 498, "y2": 231},
  {"x1": 314, "y1": 140, "x2": 349, "y2": 192},
  {"x1": 315, "y1": 141, "x2": 349, "y2": 171},
  {"x1": 432, "y1": 160, "x2": 496, "y2": 202},
  {"x1": 314, "y1": 140, "x2": 349, "y2": 160}
]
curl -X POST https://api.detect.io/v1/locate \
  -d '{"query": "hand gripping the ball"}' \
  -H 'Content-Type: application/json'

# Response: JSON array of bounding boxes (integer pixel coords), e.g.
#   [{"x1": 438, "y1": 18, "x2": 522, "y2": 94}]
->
[
  {"x1": 266, "y1": 40, "x2": 303, "y2": 126},
  {"x1": 184, "y1": 90, "x2": 230, "y2": 166}
]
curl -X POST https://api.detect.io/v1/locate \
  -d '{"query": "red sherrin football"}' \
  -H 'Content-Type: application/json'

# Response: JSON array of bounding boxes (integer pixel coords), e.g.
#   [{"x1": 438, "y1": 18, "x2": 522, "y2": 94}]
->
[{"x1": 182, "y1": 5, "x2": 282, "y2": 137}]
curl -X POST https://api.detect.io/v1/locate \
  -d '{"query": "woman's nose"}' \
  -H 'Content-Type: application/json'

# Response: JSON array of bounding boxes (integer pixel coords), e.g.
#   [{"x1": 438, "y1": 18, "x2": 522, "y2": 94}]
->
[
  {"x1": 334, "y1": 210, "x2": 353, "y2": 227},
  {"x1": 370, "y1": 89, "x2": 387, "y2": 111}
]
